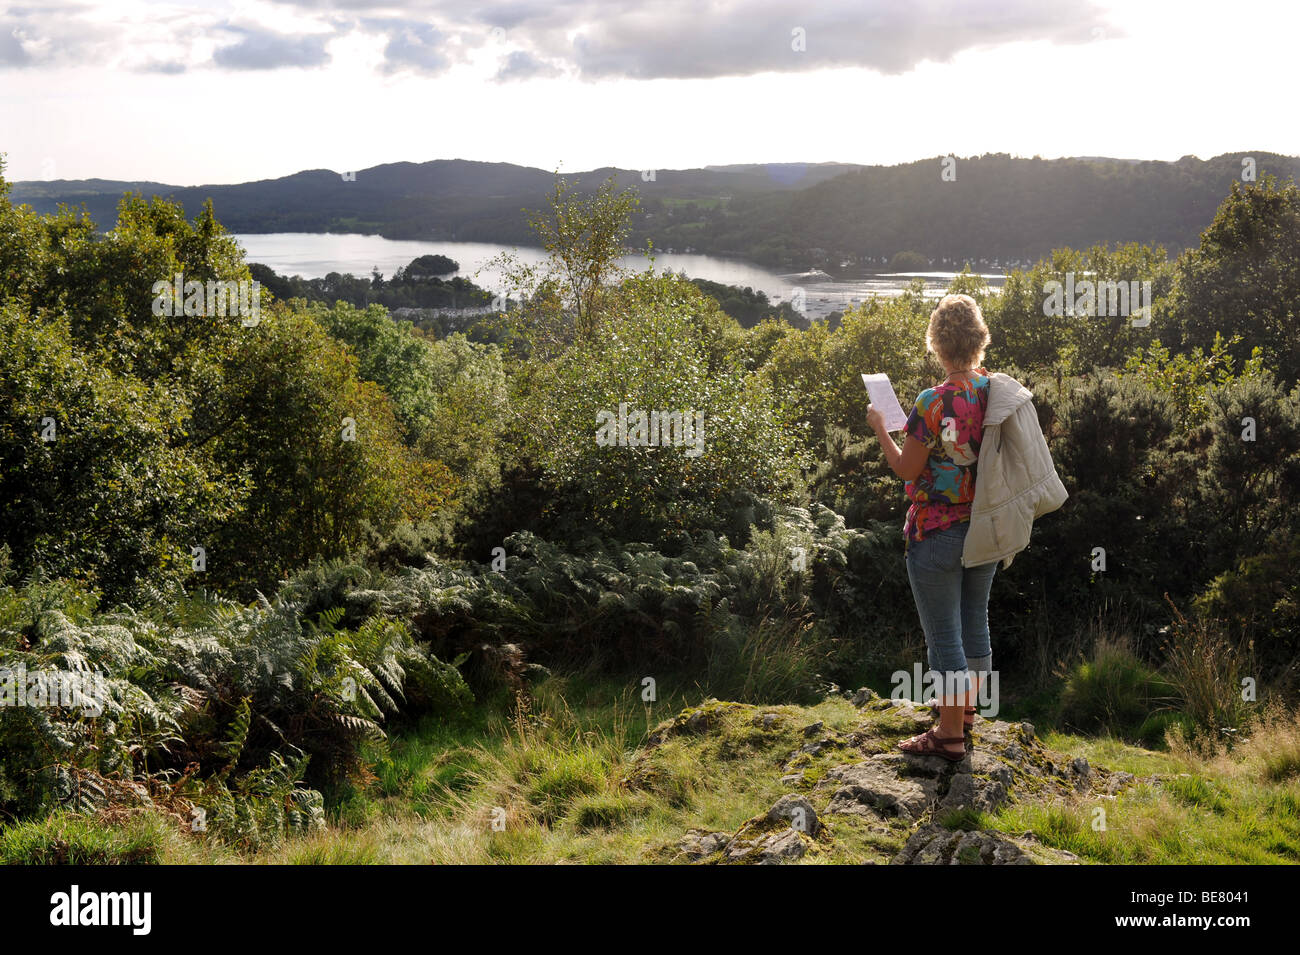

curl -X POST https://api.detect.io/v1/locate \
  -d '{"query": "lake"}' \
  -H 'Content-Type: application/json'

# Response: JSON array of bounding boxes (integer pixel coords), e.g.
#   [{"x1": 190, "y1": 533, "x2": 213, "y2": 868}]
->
[{"x1": 232, "y1": 233, "x2": 1005, "y2": 321}]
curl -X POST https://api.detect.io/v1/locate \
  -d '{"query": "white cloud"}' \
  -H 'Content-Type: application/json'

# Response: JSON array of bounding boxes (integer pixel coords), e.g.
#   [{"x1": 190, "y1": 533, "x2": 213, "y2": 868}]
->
[{"x1": 0, "y1": 0, "x2": 1296, "y2": 185}]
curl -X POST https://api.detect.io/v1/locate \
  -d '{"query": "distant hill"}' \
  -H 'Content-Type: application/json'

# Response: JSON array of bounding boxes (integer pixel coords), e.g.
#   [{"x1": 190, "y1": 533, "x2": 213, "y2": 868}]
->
[
  {"x1": 8, "y1": 160, "x2": 864, "y2": 241},
  {"x1": 640, "y1": 152, "x2": 1300, "y2": 270},
  {"x1": 12, "y1": 178, "x2": 178, "y2": 198},
  {"x1": 11, "y1": 153, "x2": 1298, "y2": 271}
]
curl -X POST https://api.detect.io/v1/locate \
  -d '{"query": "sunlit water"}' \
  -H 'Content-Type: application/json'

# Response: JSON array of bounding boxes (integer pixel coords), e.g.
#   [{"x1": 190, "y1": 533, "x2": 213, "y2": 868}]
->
[{"x1": 233, "y1": 233, "x2": 1005, "y2": 320}]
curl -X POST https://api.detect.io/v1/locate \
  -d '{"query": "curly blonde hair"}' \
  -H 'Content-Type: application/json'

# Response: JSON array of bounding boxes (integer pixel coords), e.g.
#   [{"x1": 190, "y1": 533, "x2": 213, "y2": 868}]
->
[{"x1": 927, "y1": 294, "x2": 990, "y2": 370}]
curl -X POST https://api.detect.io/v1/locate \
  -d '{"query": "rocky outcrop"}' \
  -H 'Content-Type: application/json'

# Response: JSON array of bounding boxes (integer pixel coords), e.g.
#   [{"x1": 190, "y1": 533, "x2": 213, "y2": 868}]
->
[
  {"x1": 654, "y1": 691, "x2": 1141, "y2": 865},
  {"x1": 892, "y1": 825, "x2": 1082, "y2": 865}
]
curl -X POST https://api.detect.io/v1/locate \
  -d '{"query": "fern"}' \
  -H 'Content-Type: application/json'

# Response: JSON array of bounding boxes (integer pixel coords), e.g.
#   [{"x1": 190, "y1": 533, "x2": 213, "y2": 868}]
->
[{"x1": 218, "y1": 698, "x2": 252, "y2": 777}]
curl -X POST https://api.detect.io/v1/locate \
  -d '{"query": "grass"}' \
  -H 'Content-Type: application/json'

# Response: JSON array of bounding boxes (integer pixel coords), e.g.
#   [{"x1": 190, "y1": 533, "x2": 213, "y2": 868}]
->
[
  {"x1": 5, "y1": 676, "x2": 1299, "y2": 865},
  {"x1": 1057, "y1": 636, "x2": 1180, "y2": 742},
  {"x1": 224, "y1": 683, "x2": 884, "y2": 864},
  {"x1": 0, "y1": 811, "x2": 178, "y2": 865},
  {"x1": 992, "y1": 704, "x2": 1300, "y2": 864}
]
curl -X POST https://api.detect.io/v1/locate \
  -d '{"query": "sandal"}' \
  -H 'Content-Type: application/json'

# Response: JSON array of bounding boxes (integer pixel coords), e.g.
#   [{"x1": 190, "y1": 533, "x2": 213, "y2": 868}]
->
[{"x1": 897, "y1": 728, "x2": 967, "y2": 762}]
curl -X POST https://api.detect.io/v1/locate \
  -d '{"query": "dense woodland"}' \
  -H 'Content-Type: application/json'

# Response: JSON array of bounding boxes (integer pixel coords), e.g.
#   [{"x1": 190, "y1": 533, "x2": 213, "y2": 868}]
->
[
  {"x1": 1, "y1": 162, "x2": 1298, "y2": 856},
  {"x1": 245, "y1": 262, "x2": 806, "y2": 333},
  {"x1": 248, "y1": 257, "x2": 496, "y2": 313}
]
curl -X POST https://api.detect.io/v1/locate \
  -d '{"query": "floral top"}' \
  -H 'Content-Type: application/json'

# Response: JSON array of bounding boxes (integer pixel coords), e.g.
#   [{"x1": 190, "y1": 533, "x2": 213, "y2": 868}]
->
[{"x1": 902, "y1": 368, "x2": 991, "y2": 549}]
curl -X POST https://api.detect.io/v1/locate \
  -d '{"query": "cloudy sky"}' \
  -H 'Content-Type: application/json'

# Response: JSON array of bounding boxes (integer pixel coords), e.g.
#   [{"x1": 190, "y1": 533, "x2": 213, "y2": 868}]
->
[{"x1": 1, "y1": 0, "x2": 1295, "y2": 185}]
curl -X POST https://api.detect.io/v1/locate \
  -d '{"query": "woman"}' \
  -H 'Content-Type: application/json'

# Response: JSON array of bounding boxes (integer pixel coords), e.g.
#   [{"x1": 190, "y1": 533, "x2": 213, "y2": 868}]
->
[{"x1": 866, "y1": 293, "x2": 998, "y2": 762}]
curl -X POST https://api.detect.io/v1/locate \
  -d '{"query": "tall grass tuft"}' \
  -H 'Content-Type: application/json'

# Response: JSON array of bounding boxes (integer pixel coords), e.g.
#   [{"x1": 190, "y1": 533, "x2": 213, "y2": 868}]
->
[
  {"x1": 1160, "y1": 594, "x2": 1256, "y2": 739},
  {"x1": 1057, "y1": 630, "x2": 1179, "y2": 744},
  {"x1": 701, "y1": 612, "x2": 825, "y2": 705},
  {"x1": 1170, "y1": 702, "x2": 1300, "y2": 781},
  {"x1": 447, "y1": 685, "x2": 636, "y2": 831}
]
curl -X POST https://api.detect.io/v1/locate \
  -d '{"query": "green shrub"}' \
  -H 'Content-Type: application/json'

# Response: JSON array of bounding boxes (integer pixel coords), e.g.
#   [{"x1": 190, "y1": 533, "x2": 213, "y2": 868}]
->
[
  {"x1": 1191, "y1": 374, "x2": 1300, "y2": 589},
  {"x1": 759, "y1": 286, "x2": 933, "y2": 451},
  {"x1": 984, "y1": 242, "x2": 1170, "y2": 374},
  {"x1": 1136, "y1": 711, "x2": 1195, "y2": 749},
  {"x1": 1026, "y1": 372, "x2": 1193, "y2": 643},
  {"x1": 1193, "y1": 532, "x2": 1300, "y2": 693},
  {"x1": 569, "y1": 792, "x2": 642, "y2": 832},
  {"x1": 312, "y1": 302, "x2": 511, "y2": 519},
  {"x1": 197, "y1": 308, "x2": 453, "y2": 596},
  {"x1": 519, "y1": 271, "x2": 810, "y2": 543},
  {"x1": 379, "y1": 504, "x2": 898, "y2": 689}
]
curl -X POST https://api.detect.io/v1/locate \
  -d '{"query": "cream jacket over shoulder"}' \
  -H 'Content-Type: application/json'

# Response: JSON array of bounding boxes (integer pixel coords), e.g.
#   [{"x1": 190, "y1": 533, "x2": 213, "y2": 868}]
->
[{"x1": 961, "y1": 373, "x2": 1068, "y2": 569}]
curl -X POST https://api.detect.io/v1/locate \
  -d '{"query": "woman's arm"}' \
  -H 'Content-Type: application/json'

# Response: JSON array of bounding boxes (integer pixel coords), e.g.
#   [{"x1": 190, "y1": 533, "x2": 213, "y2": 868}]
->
[{"x1": 867, "y1": 405, "x2": 929, "y2": 481}]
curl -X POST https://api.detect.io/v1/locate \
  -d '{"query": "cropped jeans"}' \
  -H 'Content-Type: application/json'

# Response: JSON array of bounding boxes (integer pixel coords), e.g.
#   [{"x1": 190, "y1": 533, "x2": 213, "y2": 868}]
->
[{"x1": 905, "y1": 521, "x2": 998, "y2": 694}]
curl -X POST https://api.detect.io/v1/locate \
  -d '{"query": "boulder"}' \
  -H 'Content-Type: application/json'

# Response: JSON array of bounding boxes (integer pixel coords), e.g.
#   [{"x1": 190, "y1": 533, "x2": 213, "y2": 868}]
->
[
  {"x1": 765, "y1": 794, "x2": 820, "y2": 835},
  {"x1": 727, "y1": 827, "x2": 808, "y2": 865},
  {"x1": 820, "y1": 754, "x2": 941, "y2": 822},
  {"x1": 893, "y1": 825, "x2": 1082, "y2": 865},
  {"x1": 676, "y1": 829, "x2": 731, "y2": 861}
]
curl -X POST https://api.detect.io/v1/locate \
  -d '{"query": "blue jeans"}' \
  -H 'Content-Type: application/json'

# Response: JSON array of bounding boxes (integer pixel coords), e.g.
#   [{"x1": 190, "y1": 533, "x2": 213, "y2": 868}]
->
[{"x1": 905, "y1": 522, "x2": 998, "y2": 684}]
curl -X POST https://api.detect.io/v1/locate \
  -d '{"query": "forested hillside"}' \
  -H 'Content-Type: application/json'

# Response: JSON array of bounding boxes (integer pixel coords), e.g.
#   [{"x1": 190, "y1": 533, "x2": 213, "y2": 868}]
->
[
  {"x1": 10, "y1": 160, "x2": 862, "y2": 247},
  {"x1": 14, "y1": 153, "x2": 1300, "y2": 272}
]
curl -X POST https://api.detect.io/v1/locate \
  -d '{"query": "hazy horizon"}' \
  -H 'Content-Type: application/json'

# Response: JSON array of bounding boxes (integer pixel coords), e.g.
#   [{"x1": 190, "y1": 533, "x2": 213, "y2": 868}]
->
[{"x1": 11, "y1": 150, "x2": 1289, "y2": 189}]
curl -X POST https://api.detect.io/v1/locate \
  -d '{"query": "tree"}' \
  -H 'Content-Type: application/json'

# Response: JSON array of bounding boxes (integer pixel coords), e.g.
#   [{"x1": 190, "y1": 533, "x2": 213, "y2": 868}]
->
[
  {"x1": 405, "y1": 254, "x2": 458, "y2": 279},
  {"x1": 1163, "y1": 175, "x2": 1300, "y2": 386},
  {"x1": 310, "y1": 300, "x2": 510, "y2": 515},
  {"x1": 759, "y1": 282, "x2": 932, "y2": 450},
  {"x1": 36, "y1": 194, "x2": 251, "y2": 388},
  {"x1": 520, "y1": 271, "x2": 809, "y2": 542},
  {"x1": 0, "y1": 307, "x2": 243, "y2": 599},
  {"x1": 196, "y1": 307, "x2": 452, "y2": 594},
  {"x1": 486, "y1": 174, "x2": 646, "y2": 355}
]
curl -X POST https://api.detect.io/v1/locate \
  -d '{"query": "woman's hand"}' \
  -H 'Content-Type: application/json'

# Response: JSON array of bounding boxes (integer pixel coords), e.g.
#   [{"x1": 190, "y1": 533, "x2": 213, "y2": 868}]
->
[
  {"x1": 868, "y1": 405, "x2": 927, "y2": 481},
  {"x1": 866, "y1": 404, "x2": 886, "y2": 436}
]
